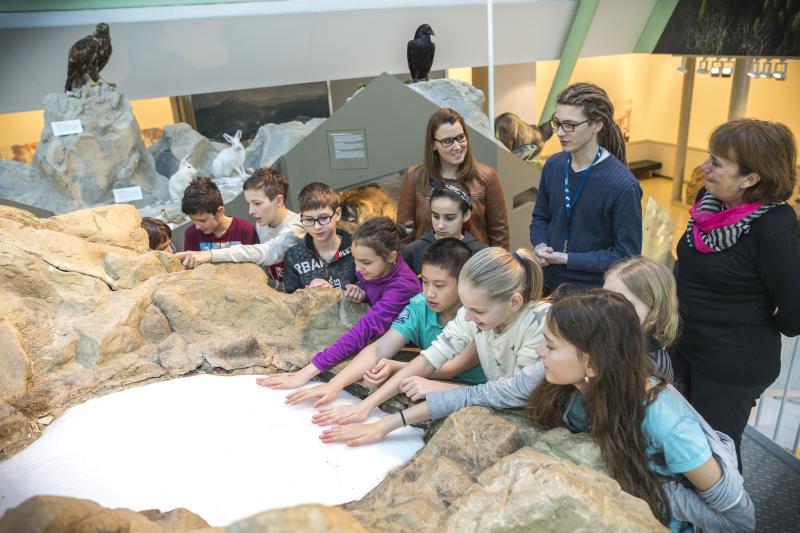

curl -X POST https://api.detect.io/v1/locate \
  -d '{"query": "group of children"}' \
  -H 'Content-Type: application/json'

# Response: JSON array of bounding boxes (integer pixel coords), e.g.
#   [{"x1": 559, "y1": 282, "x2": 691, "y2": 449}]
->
[{"x1": 138, "y1": 167, "x2": 754, "y2": 532}]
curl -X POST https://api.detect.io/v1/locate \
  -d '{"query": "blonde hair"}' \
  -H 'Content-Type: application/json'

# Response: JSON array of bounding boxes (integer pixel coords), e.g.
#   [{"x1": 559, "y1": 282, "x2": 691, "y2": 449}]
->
[
  {"x1": 605, "y1": 256, "x2": 679, "y2": 347},
  {"x1": 460, "y1": 247, "x2": 543, "y2": 303}
]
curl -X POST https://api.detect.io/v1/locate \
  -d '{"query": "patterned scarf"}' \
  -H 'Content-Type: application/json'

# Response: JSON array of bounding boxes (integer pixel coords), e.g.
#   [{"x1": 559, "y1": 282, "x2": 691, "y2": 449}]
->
[{"x1": 685, "y1": 191, "x2": 777, "y2": 253}]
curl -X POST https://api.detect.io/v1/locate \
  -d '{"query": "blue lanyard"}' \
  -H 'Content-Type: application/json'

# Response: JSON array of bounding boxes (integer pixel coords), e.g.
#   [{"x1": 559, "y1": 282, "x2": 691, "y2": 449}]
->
[{"x1": 563, "y1": 147, "x2": 603, "y2": 224}]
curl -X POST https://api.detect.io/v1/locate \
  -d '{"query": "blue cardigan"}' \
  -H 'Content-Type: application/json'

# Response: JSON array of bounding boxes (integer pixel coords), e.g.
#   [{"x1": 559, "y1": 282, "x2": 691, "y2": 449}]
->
[{"x1": 530, "y1": 150, "x2": 642, "y2": 290}]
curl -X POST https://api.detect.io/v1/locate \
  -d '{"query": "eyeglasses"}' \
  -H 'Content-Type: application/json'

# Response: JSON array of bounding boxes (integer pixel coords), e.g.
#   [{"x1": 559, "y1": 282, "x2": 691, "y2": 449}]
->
[
  {"x1": 549, "y1": 117, "x2": 591, "y2": 133},
  {"x1": 434, "y1": 133, "x2": 468, "y2": 148},
  {"x1": 300, "y1": 214, "x2": 334, "y2": 227}
]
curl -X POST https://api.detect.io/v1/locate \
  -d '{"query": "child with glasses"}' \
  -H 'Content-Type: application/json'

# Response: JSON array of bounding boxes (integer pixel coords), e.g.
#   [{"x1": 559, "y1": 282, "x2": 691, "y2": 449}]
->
[
  {"x1": 398, "y1": 108, "x2": 510, "y2": 249},
  {"x1": 531, "y1": 82, "x2": 642, "y2": 293},
  {"x1": 259, "y1": 216, "x2": 421, "y2": 390},
  {"x1": 281, "y1": 182, "x2": 358, "y2": 293},
  {"x1": 175, "y1": 169, "x2": 305, "y2": 286}
]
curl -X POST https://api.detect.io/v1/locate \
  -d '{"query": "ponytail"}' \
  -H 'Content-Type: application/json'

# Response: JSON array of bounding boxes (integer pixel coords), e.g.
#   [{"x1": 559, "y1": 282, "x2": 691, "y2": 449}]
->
[
  {"x1": 460, "y1": 247, "x2": 543, "y2": 303},
  {"x1": 353, "y1": 216, "x2": 405, "y2": 260},
  {"x1": 513, "y1": 248, "x2": 544, "y2": 303}
]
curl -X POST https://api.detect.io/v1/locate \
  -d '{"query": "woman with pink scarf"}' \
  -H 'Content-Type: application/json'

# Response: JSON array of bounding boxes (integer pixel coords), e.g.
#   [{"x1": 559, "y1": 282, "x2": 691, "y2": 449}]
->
[{"x1": 673, "y1": 119, "x2": 800, "y2": 471}]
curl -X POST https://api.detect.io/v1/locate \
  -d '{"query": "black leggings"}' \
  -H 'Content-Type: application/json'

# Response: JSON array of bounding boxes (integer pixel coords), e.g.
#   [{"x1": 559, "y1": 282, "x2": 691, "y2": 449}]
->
[{"x1": 671, "y1": 350, "x2": 771, "y2": 473}]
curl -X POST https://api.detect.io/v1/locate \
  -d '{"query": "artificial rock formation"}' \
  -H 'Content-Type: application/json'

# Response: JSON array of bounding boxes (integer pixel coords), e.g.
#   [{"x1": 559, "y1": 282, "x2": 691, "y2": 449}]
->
[
  {"x1": 0, "y1": 204, "x2": 361, "y2": 460},
  {"x1": 409, "y1": 79, "x2": 493, "y2": 139},
  {"x1": 244, "y1": 118, "x2": 326, "y2": 169},
  {"x1": 0, "y1": 203, "x2": 667, "y2": 532},
  {"x1": 148, "y1": 122, "x2": 223, "y2": 179},
  {"x1": 1, "y1": 86, "x2": 169, "y2": 214}
]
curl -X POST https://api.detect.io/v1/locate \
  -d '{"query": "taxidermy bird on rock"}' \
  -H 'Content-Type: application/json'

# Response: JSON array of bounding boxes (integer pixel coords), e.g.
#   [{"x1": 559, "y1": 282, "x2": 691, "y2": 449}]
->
[
  {"x1": 407, "y1": 24, "x2": 435, "y2": 82},
  {"x1": 65, "y1": 23, "x2": 113, "y2": 93}
]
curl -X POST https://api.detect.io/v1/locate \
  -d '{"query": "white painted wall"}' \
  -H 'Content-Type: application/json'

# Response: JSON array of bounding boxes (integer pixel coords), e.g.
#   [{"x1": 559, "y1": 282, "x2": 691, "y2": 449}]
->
[{"x1": 0, "y1": 0, "x2": 656, "y2": 113}]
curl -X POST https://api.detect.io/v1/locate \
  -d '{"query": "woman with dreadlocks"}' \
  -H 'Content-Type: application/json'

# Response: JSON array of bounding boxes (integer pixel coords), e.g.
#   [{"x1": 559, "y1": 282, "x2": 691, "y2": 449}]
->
[{"x1": 530, "y1": 82, "x2": 642, "y2": 293}]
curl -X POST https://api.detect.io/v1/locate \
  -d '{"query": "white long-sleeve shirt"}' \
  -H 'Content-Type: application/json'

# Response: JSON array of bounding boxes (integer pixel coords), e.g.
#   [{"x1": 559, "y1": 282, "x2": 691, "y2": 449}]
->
[
  {"x1": 422, "y1": 300, "x2": 550, "y2": 381},
  {"x1": 210, "y1": 210, "x2": 305, "y2": 266}
]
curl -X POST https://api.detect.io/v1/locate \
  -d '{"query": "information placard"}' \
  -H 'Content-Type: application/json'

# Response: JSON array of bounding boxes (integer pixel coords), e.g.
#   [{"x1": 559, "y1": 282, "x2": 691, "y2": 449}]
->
[
  {"x1": 51, "y1": 120, "x2": 84, "y2": 136},
  {"x1": 112, "y1": 186, "x2": 144, "y2": 203}
]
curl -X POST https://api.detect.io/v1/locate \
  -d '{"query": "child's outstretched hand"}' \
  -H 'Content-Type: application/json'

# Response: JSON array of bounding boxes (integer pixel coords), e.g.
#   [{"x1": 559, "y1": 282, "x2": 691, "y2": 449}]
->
[
  {"x1": 257, "y1": 365, "x2": 318, "y2": 390},
  {"x1": 362, "y1": 359, "x2": 404, "y2": 389},
  {"x1": 343, "y1": 284, "x2": 366, "y2": 303},
  {"x1": 175, "y1": 250, "x2": 213, "y2": 269},
  {"x1": 307, "y1": 278, "x2": 333, "y2": 289},
  {"x1": 312, "y1": 402, "x2": 370, "y2": 426},
  {"x1": 400, "y1": 376, "x2": 461, "y2": 401},
  {"x1": 320, "y1": 421, "x2": 388, "y2": 447},
  {"x1": 285, "y1": 382, "x2": 338, "y2": 407}
]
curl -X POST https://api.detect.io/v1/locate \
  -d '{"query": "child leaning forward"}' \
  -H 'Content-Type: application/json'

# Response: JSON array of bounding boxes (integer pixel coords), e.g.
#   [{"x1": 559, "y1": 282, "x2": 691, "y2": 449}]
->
[{"x1": 258, "y1": 216, "x2": 421, "y2": 389}]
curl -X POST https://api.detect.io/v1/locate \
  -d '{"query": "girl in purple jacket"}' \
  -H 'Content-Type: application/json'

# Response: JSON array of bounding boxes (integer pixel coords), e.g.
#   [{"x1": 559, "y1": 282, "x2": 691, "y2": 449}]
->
[{"x1": 259, "y1": 216, "x2": 421, "y2": 390}]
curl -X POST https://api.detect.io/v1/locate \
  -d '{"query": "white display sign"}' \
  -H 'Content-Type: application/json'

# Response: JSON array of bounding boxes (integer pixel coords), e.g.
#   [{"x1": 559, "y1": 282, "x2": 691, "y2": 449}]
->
[
  {"x1": 51, "y1": 119, "x2": 84, "y2": 136},
  {"x1": 112, "y1": 186, "x2": 144, "y2": 203}
]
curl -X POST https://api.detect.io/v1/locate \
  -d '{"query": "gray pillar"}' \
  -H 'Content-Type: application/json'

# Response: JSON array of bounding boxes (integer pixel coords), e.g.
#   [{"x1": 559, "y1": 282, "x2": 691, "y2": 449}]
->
[
  {"x1": 728, "y1": 57, "x2": 751, "y2": 121},
  {"x1": 672, "y1": 56, "x2": 695, "y2": 202}
]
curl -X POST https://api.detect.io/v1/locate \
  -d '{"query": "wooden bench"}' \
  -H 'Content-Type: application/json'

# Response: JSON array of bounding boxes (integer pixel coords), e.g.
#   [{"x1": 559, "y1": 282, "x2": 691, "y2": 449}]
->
[{"x1": 628, "y1": 159, "x2": 662, "y2": 180}]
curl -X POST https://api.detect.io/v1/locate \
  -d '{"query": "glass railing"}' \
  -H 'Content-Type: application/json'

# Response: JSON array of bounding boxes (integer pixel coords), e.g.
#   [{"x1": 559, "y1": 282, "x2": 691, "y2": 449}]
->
[{"x1": 751, "y1": 335, "x2": 800, "y2": 456}]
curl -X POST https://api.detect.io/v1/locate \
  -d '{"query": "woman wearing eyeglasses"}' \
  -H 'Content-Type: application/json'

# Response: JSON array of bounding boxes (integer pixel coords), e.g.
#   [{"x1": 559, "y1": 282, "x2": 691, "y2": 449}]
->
[
  {"x1": 398, "y1": 108, "x2": 510, "y2": 249},
  {"x1": 531, "y1": 82, "x2": 642, "y2": 293}
]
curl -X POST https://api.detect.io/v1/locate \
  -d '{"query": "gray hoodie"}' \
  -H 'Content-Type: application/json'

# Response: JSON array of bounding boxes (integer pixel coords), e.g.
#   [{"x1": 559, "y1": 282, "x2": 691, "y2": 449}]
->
[{"x1": 426, "y1": 363, "x2": 755, "y2": 532}]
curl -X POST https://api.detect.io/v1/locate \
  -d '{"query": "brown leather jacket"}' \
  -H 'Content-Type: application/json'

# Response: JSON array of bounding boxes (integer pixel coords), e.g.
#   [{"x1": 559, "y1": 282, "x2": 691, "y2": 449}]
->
[{"x1": 397, "y1": 161, "x2": 509, "y2": 249}]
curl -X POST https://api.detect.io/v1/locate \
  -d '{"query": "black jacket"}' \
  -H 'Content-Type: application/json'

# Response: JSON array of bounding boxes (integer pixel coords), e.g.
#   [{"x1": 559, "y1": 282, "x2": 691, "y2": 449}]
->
[
  {"x1": 401, "y1": 229, "x2": 488, "y2": 275},
  {"x1": 674, "y1": 202, "x2": 800, "y2": 385},
  {"x1": 283, "y1": 230, "x2": 357, "y2": 293}
]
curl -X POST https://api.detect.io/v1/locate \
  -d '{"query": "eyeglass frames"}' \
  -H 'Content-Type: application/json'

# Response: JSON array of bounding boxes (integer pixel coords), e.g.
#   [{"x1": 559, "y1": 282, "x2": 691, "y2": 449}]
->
[
  {"x1": 300, "y1": 214, "x2": 334, "y2": 227},
  {"x1": 434, "y1": 133, "x2": 468, "y2": 148},
  {"x1": 549, "y1": 117, "x2": 591, "y2": 133}
]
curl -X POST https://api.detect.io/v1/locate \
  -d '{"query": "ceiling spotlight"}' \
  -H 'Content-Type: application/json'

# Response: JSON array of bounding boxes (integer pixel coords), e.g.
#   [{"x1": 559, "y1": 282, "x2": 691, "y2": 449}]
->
[
  {"x1": 759, "y1": 59, "x2": 773, "y2": 78},
  {"x1": 677, "y1": 56, "x2": 688, "y2": 73},
  {"x1": 697, "y1": 57, "x2": 709, "y2": 75},
  {"x1": 772, "y1": 59, "x2": 788, "y2": 81},
  {"x1": 747, "y1": 58, "x2": 760, "y2": 78},
  {"x1": 721, "y1": 60, "x2": 733, "y2": 78},
  {"x1": 710, "y1": 59, "x2": 722, "y2": 77}
]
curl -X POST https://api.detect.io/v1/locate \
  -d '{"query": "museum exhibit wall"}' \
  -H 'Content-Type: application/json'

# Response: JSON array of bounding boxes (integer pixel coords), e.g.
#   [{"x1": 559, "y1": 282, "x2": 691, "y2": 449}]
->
[{"x1": 0, "y1": 0, "x2": 657, "y2": 113}]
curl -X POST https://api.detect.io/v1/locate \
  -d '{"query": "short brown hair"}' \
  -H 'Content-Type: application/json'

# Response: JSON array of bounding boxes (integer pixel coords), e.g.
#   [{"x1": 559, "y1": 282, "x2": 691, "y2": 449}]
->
[
  {"x1": 243, "y1": 167, "x2": 288, "y2": 201},
  {"x1": 298, "y1": 182, "x2": 340, "y2": 213},
  {"x1": 709, "y1": 119, "x2": 797, "y2": 203},
  {"x1": 141, "y1": 217, "x2": 172, "y2": 250},
  {"x1": 181, "y1": 177, "x2": 223, "y2": 216}
]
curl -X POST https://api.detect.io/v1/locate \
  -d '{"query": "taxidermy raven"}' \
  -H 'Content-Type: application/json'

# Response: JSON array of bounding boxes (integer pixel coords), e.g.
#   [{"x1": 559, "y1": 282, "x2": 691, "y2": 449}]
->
[
  {"x1": 407, "y1": 24, "x2": 435, "y2": 82},
  {"x1": 65, "y1": 23, "x2": 112, "y2": 93}
]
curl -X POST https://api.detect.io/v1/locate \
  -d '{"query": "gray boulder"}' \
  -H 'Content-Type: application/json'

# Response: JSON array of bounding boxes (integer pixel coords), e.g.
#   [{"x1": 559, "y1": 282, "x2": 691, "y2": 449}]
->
[
  {"x1": 34, "y1": 85, "x2": 169, "y2": 209},
  {"x1": 409, "y1": 79, "x2": 493, "y2": 138},
  {"x1": 245, "y1": 118, "x2": 325, "y2": 169},
  {"x1": 0, "y1": 159, "x2": 80, "y2": 213},
  {"x1": 147, "y1": 122, "x2": 220, "y2": 178}
]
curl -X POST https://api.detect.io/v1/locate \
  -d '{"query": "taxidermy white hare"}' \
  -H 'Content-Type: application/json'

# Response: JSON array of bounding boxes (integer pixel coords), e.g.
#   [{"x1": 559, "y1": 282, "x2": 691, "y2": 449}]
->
[
  {"x1": 212, "y1": 130, "x2": 248, "y2": 178},
  {"x1": 168, "y1": 154, "x2": 197, "y2": 201}
]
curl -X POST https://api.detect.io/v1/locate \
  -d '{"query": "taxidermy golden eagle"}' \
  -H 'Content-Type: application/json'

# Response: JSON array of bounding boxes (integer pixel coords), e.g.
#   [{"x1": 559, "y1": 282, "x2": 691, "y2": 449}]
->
[
  {"x1": 65, "y1": 23, "x2": 112, "y2": 93},
  {"x1": 407, "y1": 24, "x2": 435, "y2": 83}
]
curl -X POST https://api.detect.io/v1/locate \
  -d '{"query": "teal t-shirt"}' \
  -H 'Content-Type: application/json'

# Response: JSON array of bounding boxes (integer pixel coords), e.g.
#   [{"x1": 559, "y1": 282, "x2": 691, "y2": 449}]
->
[
  {"x1": 390, "y1": 293, "x2": 486, "y2": 385},
  {"x1": 564, "y1": 384, "x2": 712, "y2": 532}
]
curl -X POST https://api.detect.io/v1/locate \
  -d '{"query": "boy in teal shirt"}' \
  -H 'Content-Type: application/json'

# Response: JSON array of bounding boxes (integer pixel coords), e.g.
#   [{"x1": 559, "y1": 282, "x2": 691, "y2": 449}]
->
[{"x1": 285, "y1": 238, "x2": 485, "y2": 407}]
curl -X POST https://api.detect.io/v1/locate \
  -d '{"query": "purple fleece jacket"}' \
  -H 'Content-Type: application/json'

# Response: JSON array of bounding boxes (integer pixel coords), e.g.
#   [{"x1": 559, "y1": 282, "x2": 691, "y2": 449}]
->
[{"x1": 311, "y1": 256, "x2": 421, "y2": 372}]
